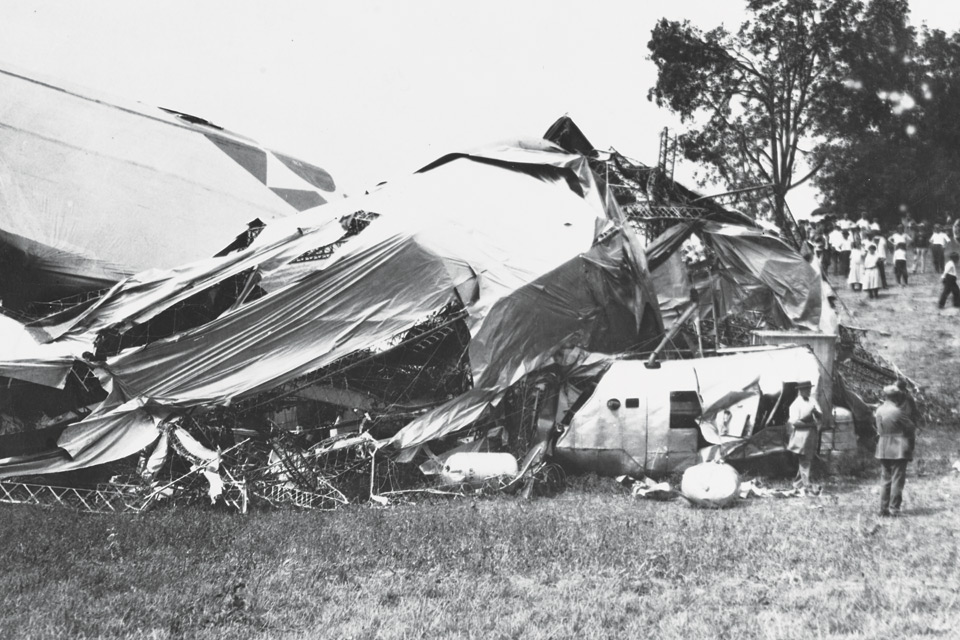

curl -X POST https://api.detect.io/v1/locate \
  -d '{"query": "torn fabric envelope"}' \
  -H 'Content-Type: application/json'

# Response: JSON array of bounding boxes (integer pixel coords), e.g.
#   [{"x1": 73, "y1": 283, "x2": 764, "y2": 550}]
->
[
  {"x1": 0, "y1": 405, "x2": 164, "y2": 479},
  {"x1": 0, "y1": 66, "x2": 342, "y2": 303},
  {"x1": 171, "y1": 428, "x2": 224, "y2": 503},
  {"x1": 97, "y1": 226, "x2": 458, "y2": 408},
  {"x1": 2, "y1": 139, "x2": 663, "y2": 479},
  {"x1": 0, "y1": 313, "x2": 78, "y2": 388},
  {"x1": 29, "y1": 213, "x2": 349, "y2": 346},
  {"x1": 700, "y1": 377, "x2": 764, "y2": 422},
  {"x1": 142, "y1": 430, "x2": 170, "y2": 481},
  {"x1": 393, "y1": 390, "x2": 500, "y2": 461},
  {"x1": 91, "y1": 146, "x2": 660, "y2": 412},
  {"x1": 701, "y1": 222, "x2": 822, "y2": 330}
]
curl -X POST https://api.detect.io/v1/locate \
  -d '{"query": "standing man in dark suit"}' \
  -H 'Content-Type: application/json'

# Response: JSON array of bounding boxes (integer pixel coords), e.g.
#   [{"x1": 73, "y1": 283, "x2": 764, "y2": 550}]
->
[{"x1": 875, "y1": 384, "x2": 917, "y2": 517}]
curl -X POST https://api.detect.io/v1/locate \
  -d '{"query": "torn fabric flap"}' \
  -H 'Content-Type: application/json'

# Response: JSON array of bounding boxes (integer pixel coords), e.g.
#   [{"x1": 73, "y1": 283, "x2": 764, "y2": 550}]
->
[
  {"x1": 0, "y1": 405, "x2": 163, "y2": 479},
  {"x1": 701, "y1": 222, "x2": 822, "y2": 330},
  {"x1": 0, "y1": 314, "x2": 77, "y2": 388},
  {"x1": 171, "y1": 427, "x2": 223, "y2": 504},
  {"x1": 142, "y1": 430, "x2": 170, "y2": 481}
]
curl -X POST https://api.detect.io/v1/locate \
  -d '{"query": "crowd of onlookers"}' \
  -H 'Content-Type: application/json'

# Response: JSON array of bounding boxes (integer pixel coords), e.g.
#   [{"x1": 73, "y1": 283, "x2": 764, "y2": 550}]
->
[{"x1": 797, "y1": 212, "x2": 960, "y2": 309}]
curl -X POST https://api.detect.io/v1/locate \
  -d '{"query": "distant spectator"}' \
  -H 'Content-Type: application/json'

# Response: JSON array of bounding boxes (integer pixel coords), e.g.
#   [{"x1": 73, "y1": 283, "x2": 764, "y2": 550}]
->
[
  {"x1": 848, "y1": 237, "x2": 864, "y2": 292},
  {"x1": 829, "y1": 225, "x2": 845, "y2": 276},
  {"x1": 893, "y1": 242, "x2": 908, "y2": 286},
  {"x1": 863, "y1": 244, "x2": 881, "y2": 299},
  {"x1": 839, "y1": 230, "x2": 852, "y2": 277},
  {"x1": 874, "y1": 384, "x2": 916, "y2": 517},
  {"x1": 889, "y1": 225, "x2": 908, "y2": 254},
  {"x1": 938, "y1": 251, "x2": 960, "y2": 309},
  {"x1": 815, "y1": 226, "x2": 830, "y2": 272},
  {"x1": 912, "y1": 222, "x2": 929, "y2": 274},
  {"x1": 874, "y1": 234, "x2": 889, "y2": 289},
  {"x1": 930, "y1": 225, "x2": 951, "y2": 274}
]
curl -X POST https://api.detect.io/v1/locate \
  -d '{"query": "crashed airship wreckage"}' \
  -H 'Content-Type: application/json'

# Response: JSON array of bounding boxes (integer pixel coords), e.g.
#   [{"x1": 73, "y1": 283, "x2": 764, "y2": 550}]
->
[{"x1": 0, "y1": 105, "x2": 904, "y2": 512}]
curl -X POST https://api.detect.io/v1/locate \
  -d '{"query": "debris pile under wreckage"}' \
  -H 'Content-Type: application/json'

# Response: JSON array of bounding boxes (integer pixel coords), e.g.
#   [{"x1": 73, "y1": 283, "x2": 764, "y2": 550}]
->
[
  {"x1": 3, "y1": 135, "x2": 663, "y2": 511},
  {"x1": 0, "y1": 384, "x2": 566, "y2": 514},
  {"x1": 0, "y1": 115, "x2": 923, "y2": 514}
]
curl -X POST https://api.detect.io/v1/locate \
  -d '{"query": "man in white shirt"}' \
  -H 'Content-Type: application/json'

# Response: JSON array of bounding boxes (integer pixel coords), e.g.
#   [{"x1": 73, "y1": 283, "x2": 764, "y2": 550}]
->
[
  {"x1": 829, "y1": 226, "x2": 845, "y2": 276},
  {"x1": 838, "y1": 230, "x2": 852, "y2": 276},
  {"x1": 930, "y1": 224, "x2": 951, "y2": 274},
  {"x1": 788, "y1": 380, "x2": 822, "y2": 490},
  {"x1": 857, "y1": 213, "x2": 871, "y2": 234},
  {"x1": 939, "y1": 250, "x2": 960, "y2": 309},
  {"x1": 889, "y1": 225, "x2": 907, "y2": 250}
]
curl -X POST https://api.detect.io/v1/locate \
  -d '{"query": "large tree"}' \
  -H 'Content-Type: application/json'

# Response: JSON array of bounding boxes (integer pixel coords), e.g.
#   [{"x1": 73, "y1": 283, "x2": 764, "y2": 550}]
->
[
  {"x1": 814, "y1": 8, "x2": 960, "y2": 227},
  {"x1": 647, "y1": 0, "x2": 863, "y2": 233},
  {"x1": 811, "y1": 0, "x2": 924, "y2": 226}
]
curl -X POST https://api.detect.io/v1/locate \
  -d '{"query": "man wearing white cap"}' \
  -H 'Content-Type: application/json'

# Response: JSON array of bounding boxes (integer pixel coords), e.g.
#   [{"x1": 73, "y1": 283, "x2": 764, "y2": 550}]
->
[
  {"x1": 788, "y1": 380, "x2": 821, "y2": 490},
  {"x1": 875, "y1": 384, "x2": 916, "y2": 517}
]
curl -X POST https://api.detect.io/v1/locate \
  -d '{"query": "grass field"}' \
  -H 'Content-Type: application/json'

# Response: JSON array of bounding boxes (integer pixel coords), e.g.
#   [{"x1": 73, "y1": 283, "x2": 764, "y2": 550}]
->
[{"x1": 1, "y1": 268, "x2": 959, "y2": 639}]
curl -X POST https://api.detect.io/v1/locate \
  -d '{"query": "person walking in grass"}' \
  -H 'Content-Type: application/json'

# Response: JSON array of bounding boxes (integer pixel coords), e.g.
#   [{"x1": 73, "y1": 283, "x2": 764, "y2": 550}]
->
[
  {"x1": 788, "y1": 380, "x2": 821, "y2": 492},
  {"x1": 863, "y1": 244, "x2": 881, "y2": 299},
  {"x1": 874, "y1": 233, "x2": 889, "y2": 289},
  {"x1": 911, "y1": 221, "x2": 928, "y2": 274},
  {"x1": 848, "y1": 237, "x2": 864, "y2": 292},
  {"x1": 893, "y1": 242, "x2": 908, "y2": 286},
  {"x1": 875, "y1": 384, "x2": 916, "y2": 517},
  {"x1": 930, "y1": 224, "x2": 950, "y2": 275},
  {"x1": 829, "y1": 224, "x2": 845, "y2": 276},
  {"x1": 939, "y1": 250, "x2": 960, "y2": 309},
  {"x1": 888, "y1": 225, "x2": 907, "y2": 252},
  {"x1": 838, "y1": 229, "x2": 852, "y2": 277},
  {"x1": 815, "y1": 225, "x2": 830, "y2": 273}
]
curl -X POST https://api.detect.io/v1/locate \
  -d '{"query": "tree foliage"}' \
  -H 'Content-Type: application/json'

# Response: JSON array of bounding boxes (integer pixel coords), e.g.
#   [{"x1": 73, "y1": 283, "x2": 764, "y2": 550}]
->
[
  {"x1": 810, "y1": 0, "x2": 924, "y2": 225},
  {"x1": 648, "y1": 0, "x2": 864, "y2": 232},
  {"x1": 813, "y1": 3, "x2": 960, "y2": 227}
]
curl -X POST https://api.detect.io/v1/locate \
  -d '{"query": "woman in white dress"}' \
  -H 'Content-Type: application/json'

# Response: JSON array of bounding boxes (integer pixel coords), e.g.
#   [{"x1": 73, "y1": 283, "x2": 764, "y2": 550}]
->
[
  {"x1": 863, "y1": 243, "x2": 881, "y2": 298},
  {"x1": 848, "y1": 237, "x2": 864, "y2": 291}
]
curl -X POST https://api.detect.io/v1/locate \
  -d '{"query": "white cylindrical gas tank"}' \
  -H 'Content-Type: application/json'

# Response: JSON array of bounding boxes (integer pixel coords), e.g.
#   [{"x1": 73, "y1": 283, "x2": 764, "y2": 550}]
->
[
  {"x1": 681, "y1": 462, "x2": 741, "y2": 508},
  {"x1": 440, "y1": 452, "x2": 519, "y2": 487}
]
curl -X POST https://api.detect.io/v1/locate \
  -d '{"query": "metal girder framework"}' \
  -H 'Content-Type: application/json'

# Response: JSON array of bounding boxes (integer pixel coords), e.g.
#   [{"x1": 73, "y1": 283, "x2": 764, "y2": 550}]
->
[
  {"x1": 0, "y1": 465, "x2": 250, "y2": 514},
  {"x1": 292, "y1": 210, "x2": 380, "y2": 264},
  {"x1": 254, "y1": 484, "x2": 349, "y2": 510},
  {"x1": 622, "y1": 203, "x2": 711, "y2": 220},
  {"x1": 0, "y1": 480, "x2": 153, "y2": 513}
]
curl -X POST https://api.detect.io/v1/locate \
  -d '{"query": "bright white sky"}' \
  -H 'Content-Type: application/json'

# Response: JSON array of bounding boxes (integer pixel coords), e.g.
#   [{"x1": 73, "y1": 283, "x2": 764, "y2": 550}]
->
[{"x1": 1, "y1": 1, "x2": 957, "y2": 218}]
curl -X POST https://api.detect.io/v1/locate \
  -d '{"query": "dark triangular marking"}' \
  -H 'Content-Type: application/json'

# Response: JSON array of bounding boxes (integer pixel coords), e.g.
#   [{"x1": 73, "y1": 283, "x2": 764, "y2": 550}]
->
[
  {"x1": 206, "y1": 134, "x2": 268, "y2": 184},
  {"x1": 273, "y1": 152, "x2": 336, "y2": 192}
]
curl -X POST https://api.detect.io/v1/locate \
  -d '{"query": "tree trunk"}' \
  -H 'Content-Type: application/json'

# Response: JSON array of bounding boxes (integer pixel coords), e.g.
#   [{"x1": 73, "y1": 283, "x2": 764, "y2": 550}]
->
[{"x1": 772, "y1": 186, "x2": 802, "y2": 249}]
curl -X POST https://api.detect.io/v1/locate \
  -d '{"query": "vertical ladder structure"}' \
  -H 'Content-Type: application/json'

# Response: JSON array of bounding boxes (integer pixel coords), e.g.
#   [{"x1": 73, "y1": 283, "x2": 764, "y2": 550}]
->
[{"x1": 658, "y1": 127, "x2": 678, "y2": 182}]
